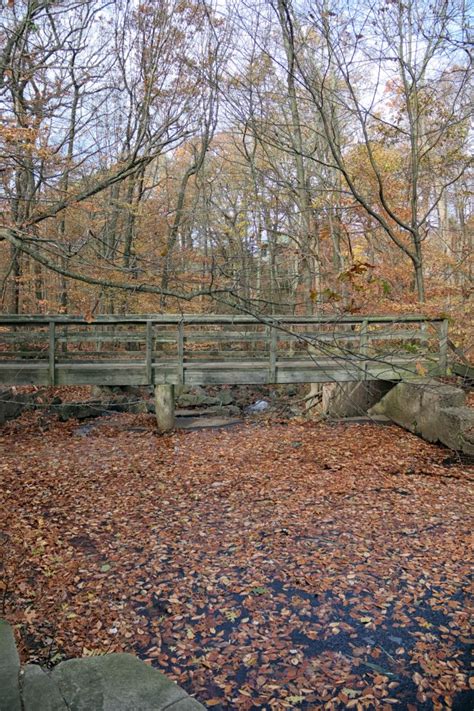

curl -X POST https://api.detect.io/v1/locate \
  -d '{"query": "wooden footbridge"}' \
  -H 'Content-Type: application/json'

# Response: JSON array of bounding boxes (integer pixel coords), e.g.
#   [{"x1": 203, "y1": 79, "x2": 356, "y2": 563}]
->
[
  {"x1": 0, "y1": 313, "x2": 448, "y2": 387},
  {"x1": 0, "y1": 314, "x2": 450, "y2": 430}
]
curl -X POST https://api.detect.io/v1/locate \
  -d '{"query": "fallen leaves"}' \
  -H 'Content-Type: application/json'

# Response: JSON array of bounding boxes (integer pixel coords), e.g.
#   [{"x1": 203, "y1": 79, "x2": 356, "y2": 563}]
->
[{"x1": 0, "y1": 412, "x2": 472, "y2": 709}]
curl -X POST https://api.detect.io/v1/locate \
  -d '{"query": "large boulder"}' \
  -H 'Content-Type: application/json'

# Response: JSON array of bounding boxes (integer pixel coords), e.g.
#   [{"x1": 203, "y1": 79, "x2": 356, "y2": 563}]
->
[
  {"x1": 369, "y1": 379, "x2": 465, "y2": 435},
  {"x1": 437, "y1": 406, "x2": 474, "y2": 455},
  {"x1": 176, "y1": 386, "x2": 220, "y2": 408}
]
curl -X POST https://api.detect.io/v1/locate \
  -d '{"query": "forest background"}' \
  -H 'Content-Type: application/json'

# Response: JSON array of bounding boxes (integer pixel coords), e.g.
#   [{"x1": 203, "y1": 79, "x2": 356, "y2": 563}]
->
[{"x1": 0, "y1": 0, "x2": 472, "y2": 346}]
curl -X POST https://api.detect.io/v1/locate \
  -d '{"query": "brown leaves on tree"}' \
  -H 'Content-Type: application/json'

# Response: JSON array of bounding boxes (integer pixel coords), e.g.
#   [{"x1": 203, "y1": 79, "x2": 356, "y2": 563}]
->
[{"x1": 0, "y1": 412, "x2": 472, "y2": 709}]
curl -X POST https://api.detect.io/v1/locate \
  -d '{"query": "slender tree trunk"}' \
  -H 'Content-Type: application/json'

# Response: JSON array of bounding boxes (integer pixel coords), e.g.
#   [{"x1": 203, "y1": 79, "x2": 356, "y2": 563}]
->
[
  {"x1": 276, "y1": 0, "x2": 320, "y2": 312},
  {"x1": 10, "y1": 246, "x2": 20, "y2": 314}
]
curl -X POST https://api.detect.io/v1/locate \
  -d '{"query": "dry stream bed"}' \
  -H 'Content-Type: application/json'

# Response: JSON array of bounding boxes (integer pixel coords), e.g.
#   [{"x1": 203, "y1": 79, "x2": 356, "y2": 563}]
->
[{"x1": 0, "y1": 412, "x2": 472, "y2": 710}]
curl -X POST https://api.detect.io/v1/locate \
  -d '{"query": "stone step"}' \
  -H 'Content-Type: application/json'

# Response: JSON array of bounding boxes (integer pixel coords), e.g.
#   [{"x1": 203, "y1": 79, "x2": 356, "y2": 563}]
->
[
  {"x1": 50, "y1": 655, "x2": 204, "y2": 711},
  {"x1": 1, "y1": 620, "x2": 205, "y2": 711},
  {"x1": 21, "y1": 655, "x2": 206, "y2": 711},
  {"x1": 175, "y1": 406, "x2": 238, "y2": 418},
  {"x1": 176, "y1": 415, "x2": 242, "y2": 430},
  {"x1": 0, "y1": 619, "x2": 21, "y2": 711},
  {"x1": 21, "y1": 665, "x2": 67, "y2": 711},
  {"x1": 334, "y1": 415, "x2": 391, "y2": 424}
]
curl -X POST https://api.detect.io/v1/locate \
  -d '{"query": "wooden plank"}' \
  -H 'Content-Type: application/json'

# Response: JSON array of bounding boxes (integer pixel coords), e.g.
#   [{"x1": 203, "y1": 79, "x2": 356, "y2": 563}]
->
[
  {"x1": 55, "y1": 333, "x2": 146, "y2": 343},
  {"x1": 367, "y1": 330, "x2": 429, "y2": 341},
  {"x1": 14, "y1": 344, "x2": 435, "y2": 360},
  {"x1": 184, "y1": 369, "x2": 269, "y2": 385},
  {"x1": 60, "y1": 351, "x2": 140, "y2": 358},
  {"x1": 55, "y1": 369, "x2": 148, "y2": 386},
  {"x1": 1, "y1": 333, "x2": 50, "y2": 343},
  {"x1": 0, "y1": 329, "x2": 432, "y2": 347},
  {"x1": 183, "y1": 332, "x2": 266, "y2": 342},
  {"x1": 182, "y1": 351, "x2": 269, "y2": 360},
  {"x1": 0, "y1": 354, "x2": 436, "y2": 368},
  {"x1": 0, "y1": 351, "x2": 48, "y2": 358},
  {"x1": 154, "y1": 337, "x2": 180, "y2": 344},
  {"x1": 0, "y1": 333, "x2": 146, "y2": 345},
  {"x1": 0, "y1": 355, "x2": 435, "y2": 387}
]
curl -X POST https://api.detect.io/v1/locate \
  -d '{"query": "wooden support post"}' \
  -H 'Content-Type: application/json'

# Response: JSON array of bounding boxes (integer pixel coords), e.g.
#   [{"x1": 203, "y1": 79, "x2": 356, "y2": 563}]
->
[
  {"x1": 48, "y1": 321, "x2": 56, "y2": 386},
  {"x1": 146, "y1": 321, "x2": 153, "y2": 384},
  {"x1": 61, "y1": 323, "x2": 67, "y2": 354},
  {"x1": 177, "y1": 321, "x2": 184, "y2": 386},
  {"x1": 269, "y1": 325, "x2": 277, "y2": 382},
  {"x1": 360, "y1": 319, "x2": 368, "y2": 379},
  {"x1": 438, "y1": 319, "x2": 448, "y2": 374},
  {"x1": 154, "y1": 384, "x2": 175, "y2": 433}
]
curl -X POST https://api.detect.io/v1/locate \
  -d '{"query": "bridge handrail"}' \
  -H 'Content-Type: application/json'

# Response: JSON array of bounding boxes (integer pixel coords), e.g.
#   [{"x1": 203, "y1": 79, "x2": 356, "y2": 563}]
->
[{"x1": 0, "y1": 314, "x2": 447, "y2": 325}]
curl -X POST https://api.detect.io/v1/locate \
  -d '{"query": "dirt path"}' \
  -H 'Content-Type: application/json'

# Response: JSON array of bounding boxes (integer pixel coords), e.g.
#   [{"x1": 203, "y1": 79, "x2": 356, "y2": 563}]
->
[{"x1": 0, "y1": 413, "x2": 472, "y2": 710}]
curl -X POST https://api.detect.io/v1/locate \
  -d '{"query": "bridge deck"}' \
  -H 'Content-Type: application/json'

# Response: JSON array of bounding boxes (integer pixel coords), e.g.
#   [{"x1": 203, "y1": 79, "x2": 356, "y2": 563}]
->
[{"x1": 0, "y1": 314, "x2": 448, "y2": 387}]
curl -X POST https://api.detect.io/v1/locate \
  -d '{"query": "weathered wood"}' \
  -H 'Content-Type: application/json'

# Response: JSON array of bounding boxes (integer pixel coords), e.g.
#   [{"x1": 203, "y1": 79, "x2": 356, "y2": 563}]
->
[
  {"x1": 0, "y1": 356, "x2": 438, "y2": 387},
  {"x1": 0, "y1": 314, "x2": 447, "y2": 388},
  {"x1": 49, "y1": 322, "x2": 56, "y2": 386},
  {"x1": 359, "y1": 319, "x2": 368, "y2": 380},
  {"x1": 0, "y1": 313, "x2": 446, "y2": 325},
  {"x1": 154, "y1": 384, "x2": 175, "y2": 432},
  {"x1": 269, "y1": 325, "x2": 277, "y2": 382},
  {"x1": 146, "y1": 321, "x2": 153, "y2": 384},
  {"x1": 182, "y1": 351, "x2": 269, "y2": 360},
  {"x1": 1, "y1": 351, "x2": 48, "y2": 357},
  {"x1": 0, "y1": 329, "x2": 432, "y2": 346},
  {"x1": 183, "y1": 331, "x2": 267, "y2": 342},
  {"x1": 177, "y1": 322, "x2": 184, "y2": 386}
]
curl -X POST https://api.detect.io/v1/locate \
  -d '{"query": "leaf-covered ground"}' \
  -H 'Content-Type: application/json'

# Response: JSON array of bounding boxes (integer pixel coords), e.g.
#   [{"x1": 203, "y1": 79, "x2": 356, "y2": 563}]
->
[{"x1": 0, "y1": 413, "x2": 472, "y2": 710}]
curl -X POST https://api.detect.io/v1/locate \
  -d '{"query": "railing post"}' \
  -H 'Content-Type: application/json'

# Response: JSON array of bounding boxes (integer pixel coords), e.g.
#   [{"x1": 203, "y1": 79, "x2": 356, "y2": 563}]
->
[
  {"x1": 438, "y1": 318, "x2": 449, "y2": 374},
  {"x1": 267, "y1": 326, "x2": 277, "y2": 383},
  {"x1": 48, "y1": 321, "x2": 56, "y2": 386},
  {"x1": 360, "y1": 319, "x2": 368, "y2": 379},
  {"x1": 146, "y1": 320, "x2": 153, "y2": 384},
  {"x1": 177, "y1": 320, "x2": 184, "y2": 386}
]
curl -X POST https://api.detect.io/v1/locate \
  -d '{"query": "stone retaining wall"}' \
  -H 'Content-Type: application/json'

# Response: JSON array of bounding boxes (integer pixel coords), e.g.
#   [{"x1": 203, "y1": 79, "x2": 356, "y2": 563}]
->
[
  {"x1": 0, "y1": 388, "x2": 38, "y2": 425},
  {"x1": 321, "y1": 381, "x2": 394, "y2": 418},
  {"x1": 369, "y1": 379, "x2": 474, "y2": 455}
]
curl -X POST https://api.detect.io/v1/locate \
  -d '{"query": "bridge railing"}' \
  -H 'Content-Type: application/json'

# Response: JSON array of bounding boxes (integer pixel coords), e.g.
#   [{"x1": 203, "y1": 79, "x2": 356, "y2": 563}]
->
[{"x1": 0, "y1": 314, "x2": 448, "y2": 386}]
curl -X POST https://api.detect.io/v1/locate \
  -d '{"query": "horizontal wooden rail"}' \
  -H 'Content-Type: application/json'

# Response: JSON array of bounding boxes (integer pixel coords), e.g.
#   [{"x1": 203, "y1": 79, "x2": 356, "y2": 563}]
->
[{"x1": 0, "y1": 313, "x2": 447, "y2": 325}]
